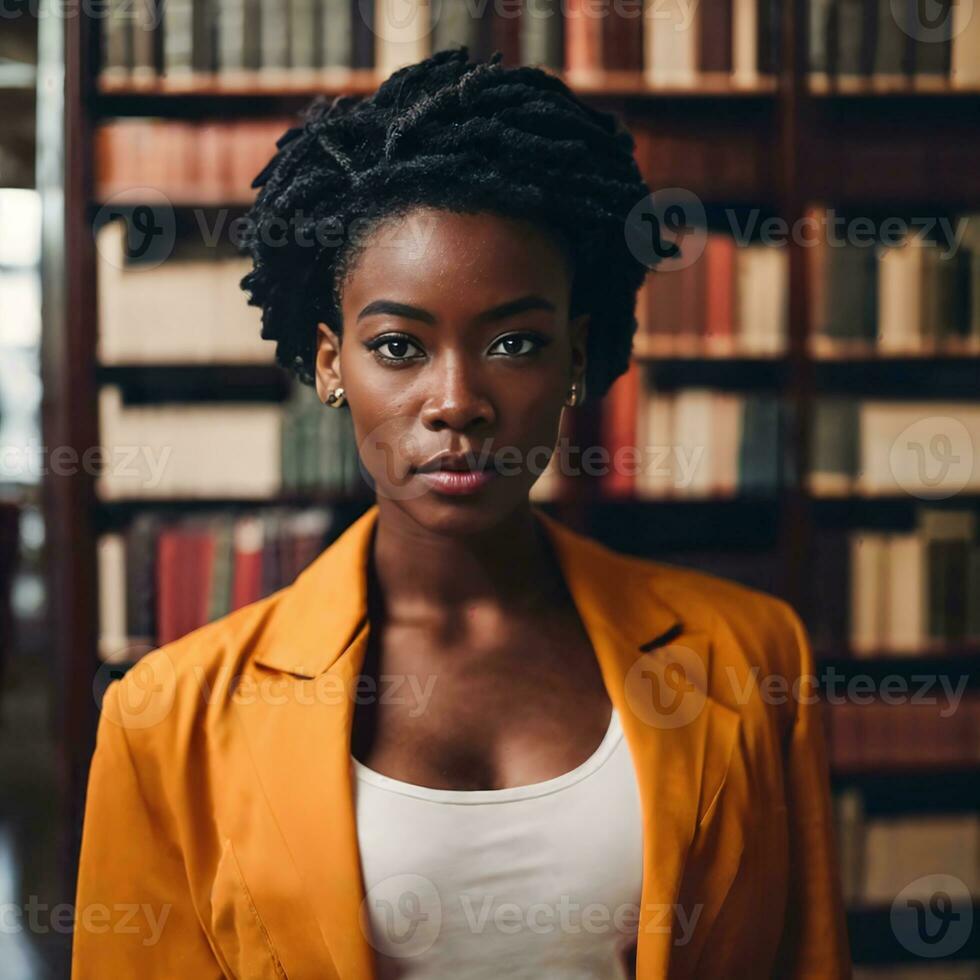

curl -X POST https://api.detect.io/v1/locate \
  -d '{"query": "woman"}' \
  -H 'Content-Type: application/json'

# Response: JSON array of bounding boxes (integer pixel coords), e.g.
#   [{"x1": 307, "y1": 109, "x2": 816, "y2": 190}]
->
[{"x1": 72, "y1": 49, "x2": 850, "y2": 979}]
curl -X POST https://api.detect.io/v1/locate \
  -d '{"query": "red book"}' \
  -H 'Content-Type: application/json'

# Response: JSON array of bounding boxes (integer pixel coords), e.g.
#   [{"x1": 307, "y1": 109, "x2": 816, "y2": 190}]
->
[
  {"x1": 704, "y1": 233, "x2": 735, "y2": 352},
  {"x1": 565, "y1": 0, "x2": 643, "y2": 71},
  {"x1": 564, "y1": 0, "x2": 602, "y2": 71},
  {"x1": 600, "y1": 359, "x2": 641, "y2": 498},
  {"x1": 156, "y1": 524, "x2": 216, "y2": 645},
  {"x1": 478, "y1": 4, "x2": 523, "y2": 64},
  {"x1": 698, "y1": 0, "x2": 733, "y2": 72}
]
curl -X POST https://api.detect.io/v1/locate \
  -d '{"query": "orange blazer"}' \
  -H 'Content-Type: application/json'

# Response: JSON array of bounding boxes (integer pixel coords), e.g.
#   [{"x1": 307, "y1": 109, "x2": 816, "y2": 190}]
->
[{"x1": 72, "y1": 503, "x2": 851, "y2": 979}]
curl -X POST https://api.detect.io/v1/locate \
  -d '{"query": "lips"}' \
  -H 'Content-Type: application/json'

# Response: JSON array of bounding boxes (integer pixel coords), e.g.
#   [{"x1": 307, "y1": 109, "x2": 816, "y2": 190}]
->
[
  {"x1": 415, "y1": 451, "x2": 495, "y2": 475},
  {"x1": 415, "y1": 466, "x2": 498, "y2": 496}
]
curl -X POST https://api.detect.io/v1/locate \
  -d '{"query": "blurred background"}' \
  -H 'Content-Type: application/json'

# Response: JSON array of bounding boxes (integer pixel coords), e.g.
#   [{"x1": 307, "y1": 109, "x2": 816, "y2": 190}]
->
[{"x1": 1, "y1": 0, "x2": 979, "y2": 976}]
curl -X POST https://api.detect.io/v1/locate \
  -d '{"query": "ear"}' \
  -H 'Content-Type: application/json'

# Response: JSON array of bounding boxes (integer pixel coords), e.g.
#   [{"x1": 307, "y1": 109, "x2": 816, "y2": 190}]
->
[
  {"x1": 314, "y1": 322, "x2": 342, "y2": 404},
  {"x1": 568, "y1": 312, "x2": 590, "y2": 388}
]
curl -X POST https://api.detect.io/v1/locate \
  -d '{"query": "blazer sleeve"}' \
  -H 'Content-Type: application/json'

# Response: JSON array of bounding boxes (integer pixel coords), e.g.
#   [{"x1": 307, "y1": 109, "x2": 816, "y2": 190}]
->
[
  {"x1": 773, "y1": 602, "x2": 852, "y2": 979},
  {"x1": 71, "y1": 678, "x2": 225, "y2": 979}
]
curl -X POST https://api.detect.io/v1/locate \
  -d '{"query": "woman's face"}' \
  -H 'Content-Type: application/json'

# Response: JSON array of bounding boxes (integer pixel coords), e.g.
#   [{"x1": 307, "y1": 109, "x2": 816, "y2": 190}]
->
[{"x1": 315, "y1": 207, "x2": 589, "y2": 535}]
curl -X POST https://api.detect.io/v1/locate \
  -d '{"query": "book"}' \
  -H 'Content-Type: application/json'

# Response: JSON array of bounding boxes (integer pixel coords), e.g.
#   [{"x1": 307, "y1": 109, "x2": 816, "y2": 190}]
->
[
  {"x1": 375, "y1": 0, "x2": 432, "y2": 75},
  {"x1": 520, "y1": 0, "x2": 564, "y2": 67},
  {"x1": 96, "y1": 219, "x2": 273, "y2": 364},
  {"x1": 644, "y1": 0, "x2": 699, "y2": 83},
  {"x1": 97, "y1": 385, "x2": 283, "y2": 499}
]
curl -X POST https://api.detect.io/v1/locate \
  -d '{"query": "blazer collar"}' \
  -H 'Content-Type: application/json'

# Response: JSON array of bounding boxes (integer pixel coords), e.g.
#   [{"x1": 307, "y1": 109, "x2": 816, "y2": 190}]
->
[
  {"x1": 254, "y1": 502, "x2": 685, "y2": 679},
  {"x1": 238, "y1": 504, "x2": 742, "y2": 979}
]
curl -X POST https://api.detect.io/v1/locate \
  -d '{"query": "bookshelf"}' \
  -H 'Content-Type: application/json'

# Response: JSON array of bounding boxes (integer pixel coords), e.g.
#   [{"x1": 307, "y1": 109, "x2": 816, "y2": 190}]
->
[{"x1": 44, "y1": 0, "x2": 980, "y2": 967}]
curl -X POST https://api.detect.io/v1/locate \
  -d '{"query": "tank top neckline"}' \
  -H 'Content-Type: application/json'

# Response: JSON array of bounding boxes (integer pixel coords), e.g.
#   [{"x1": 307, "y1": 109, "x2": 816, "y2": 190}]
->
[{"x1": 350, "y1": 706, "x2": 624, "y2": 806}]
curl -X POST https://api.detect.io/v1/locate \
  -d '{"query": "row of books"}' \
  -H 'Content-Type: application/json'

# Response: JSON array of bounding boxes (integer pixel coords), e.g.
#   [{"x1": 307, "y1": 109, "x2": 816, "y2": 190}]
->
[
  {"x1": 96, "y1": 118, "x2": 293, "y2": 205},
  {"x1": 97, "y1": 506, "x2": 340, "y2": 659},
  {"x1": 636, "y1": 236, "x2": 788, "y2": 356},
  {"x1": 99, "y1": 0, "x2": 782, "y2": 83},
  {"x1": 809, "y1": 208, "x2": 980, "y2": 353},
  {"x1": 600, "y1": 372, "x2": 788, "y2": 498},
  {"x1": 834, "y1": 790, "x2": 980, "y2": 905},
  {"x1": 810, "y1": 399, "x2": 980, "y2": 497},
  {"x1": 810, "y1": 0, "x2": 980, "y2": 84},
  {"x1": 829, "y1": 696, "x2": 980, "y2": 773},
  {"x1": 849, "y1": 510, "x2": 980, "y2": 653}
]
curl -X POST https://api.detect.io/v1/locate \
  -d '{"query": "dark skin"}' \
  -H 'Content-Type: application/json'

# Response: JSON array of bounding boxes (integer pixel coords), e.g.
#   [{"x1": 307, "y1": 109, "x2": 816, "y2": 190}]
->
[{"x1": 314, "y1": 207, "x2": 612, "y2": 791}]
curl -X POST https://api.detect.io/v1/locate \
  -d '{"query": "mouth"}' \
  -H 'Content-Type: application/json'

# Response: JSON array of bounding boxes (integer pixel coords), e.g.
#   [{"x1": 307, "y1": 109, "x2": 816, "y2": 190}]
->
[{"x1": 413, "y1": 453, "x2": 499, "y2": 496}]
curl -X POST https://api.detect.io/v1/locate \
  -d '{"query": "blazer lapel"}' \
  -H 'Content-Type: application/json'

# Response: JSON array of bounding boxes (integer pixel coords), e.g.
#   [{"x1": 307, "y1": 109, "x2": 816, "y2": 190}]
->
[{"x1": 232, "y1": 504, "x2": 742, "y2": 980}]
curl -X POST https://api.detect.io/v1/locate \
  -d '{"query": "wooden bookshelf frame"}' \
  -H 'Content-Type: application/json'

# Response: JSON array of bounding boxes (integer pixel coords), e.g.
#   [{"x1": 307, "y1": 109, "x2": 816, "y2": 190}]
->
[{"x1": 46, "y1": 2, "x2": 980, "y2": 962}]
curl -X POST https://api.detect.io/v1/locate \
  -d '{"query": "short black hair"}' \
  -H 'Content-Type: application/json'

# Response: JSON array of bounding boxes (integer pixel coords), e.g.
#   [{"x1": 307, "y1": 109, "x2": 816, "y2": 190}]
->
[{"x1": 240, "y1": 47, "x2": 653, "y2": 400}]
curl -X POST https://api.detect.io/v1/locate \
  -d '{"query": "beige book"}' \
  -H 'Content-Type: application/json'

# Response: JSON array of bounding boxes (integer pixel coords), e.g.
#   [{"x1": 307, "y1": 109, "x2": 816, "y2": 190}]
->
[
  {"x1": 97, "y1": 221, "x2": 273, "y2": 364},
  {"x1": 736, "y1": 244, "x2": 787, "y2": 354},
  {"x1": 862, "y1": 815, "x2": 980, "y2": 903},
  {"x1": 731, "y1": 0, "x2": 758, "y2": 83},
  {"x1": 672, "y1": 389, "x2": 714, "y2": 497},
  {"x1": 98, "y1": 385, "x2": 282, "y2": 499},
  {"x1": 97, "y1": 533, "x2": 129, "y2": 663},
  {"x1": 644, "y1": 0, "x2": 699, "y2": 85},
  {"x1": 636, "y1": 390, "x2": 675, "y2": 499},
  {"x1": 375, "y1": 0, "x2": 433, "y2": 76},
  {"x1": 849, "y1": 531, "x2": 888, "y2": 655},
  {"x1": 952, "y1": 0, "x2": 980, "y2": 87},
  {"x1": 883, "y1": 533, "x2": 927, "y2": 653},
  {"x1": 858, "y1": 401, "x2": 980, "y2": 496},
  {"x1": 712, "y1": 392, "x2": 741, "y2": 495},
  {"x1": 877, "y1": 236, "x2": 925, "y2": 353}
]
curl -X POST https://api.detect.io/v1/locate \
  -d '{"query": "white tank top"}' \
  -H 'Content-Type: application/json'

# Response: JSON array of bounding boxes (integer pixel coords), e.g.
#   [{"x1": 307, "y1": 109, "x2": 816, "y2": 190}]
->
[{"x1": 351, "y1": 707, "x2": 644, "y2": 979}]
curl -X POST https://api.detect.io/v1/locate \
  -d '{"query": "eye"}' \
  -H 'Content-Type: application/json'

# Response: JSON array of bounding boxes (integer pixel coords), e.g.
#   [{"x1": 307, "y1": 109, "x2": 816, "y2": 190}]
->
[
  {"x1": 365, "y1": 333, "x2": 425, "y2": 364},
  {"x1": 487, "y1": 332, "x2": 549, "y2": 358}
]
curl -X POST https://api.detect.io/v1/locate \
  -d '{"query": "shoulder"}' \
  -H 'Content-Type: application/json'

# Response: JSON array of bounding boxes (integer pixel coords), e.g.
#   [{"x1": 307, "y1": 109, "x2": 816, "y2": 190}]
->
[
  {"x1": 584, "y1": 531, "x2": 810, "y2": 686},
  {"x1": 99, "y1": 586, "x2": 287, "y2": 754}
]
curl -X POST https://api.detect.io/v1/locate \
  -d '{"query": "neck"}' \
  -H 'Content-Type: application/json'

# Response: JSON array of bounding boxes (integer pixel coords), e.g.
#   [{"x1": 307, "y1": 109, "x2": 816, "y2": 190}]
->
[{"x1": 369, "y1": 497, "x2": 564, "y2": 622}]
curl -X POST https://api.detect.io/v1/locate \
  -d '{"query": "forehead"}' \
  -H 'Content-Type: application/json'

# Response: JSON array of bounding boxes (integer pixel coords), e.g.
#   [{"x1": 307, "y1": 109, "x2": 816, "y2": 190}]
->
[{"x1": 340, "y1": 209, "x2": 572, "y2": 309}]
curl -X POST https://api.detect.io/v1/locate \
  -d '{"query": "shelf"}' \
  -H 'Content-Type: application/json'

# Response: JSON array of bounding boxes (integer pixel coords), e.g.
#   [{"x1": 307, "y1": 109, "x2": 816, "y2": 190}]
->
[
  {"x1": 809, "y1": 73, "x2": 980, "y2": 97},
  {"x1": 811, "y1": 340, "x2": 980, "y2": 360},
  {"x1": 848, "y1": 903, "x2": 980, "y2": 965},
  {"x1": 97, "y1": 68, "x2": 778, "y2": 101},
  {"x1": 96, "y1": 363, "x2": 292, "y2": 403}
]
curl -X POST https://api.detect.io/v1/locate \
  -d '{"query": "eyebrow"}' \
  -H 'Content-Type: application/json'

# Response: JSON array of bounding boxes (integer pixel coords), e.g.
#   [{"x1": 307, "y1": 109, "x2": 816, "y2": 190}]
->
[{"x1": 356, "y1": 294, "x2": 557, "y2": 325}]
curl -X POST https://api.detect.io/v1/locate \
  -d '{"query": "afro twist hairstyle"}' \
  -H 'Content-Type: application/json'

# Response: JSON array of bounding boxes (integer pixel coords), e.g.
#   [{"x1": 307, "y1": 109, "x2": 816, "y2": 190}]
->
[{"x1": 240, "y1": 46, "x2": 655, "y2": 400}]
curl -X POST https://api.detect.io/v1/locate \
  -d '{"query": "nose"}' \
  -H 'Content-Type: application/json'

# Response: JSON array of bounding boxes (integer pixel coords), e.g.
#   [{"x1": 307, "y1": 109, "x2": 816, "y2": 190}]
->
[{"x1": 419, "y1": 352, "x2": 495, "y2": 433}]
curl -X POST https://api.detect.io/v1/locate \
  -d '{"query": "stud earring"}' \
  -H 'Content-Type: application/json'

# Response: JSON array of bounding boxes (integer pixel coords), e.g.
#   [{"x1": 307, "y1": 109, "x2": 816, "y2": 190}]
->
[{"x1": 326, "y1": 386, "x2": 346, "y2": 408}]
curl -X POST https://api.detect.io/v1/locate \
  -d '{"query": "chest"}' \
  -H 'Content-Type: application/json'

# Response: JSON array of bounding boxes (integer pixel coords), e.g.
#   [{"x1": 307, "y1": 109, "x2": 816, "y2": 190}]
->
[{"x1": 350, "y1": 607, "x2": 613, "y2": 791}]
